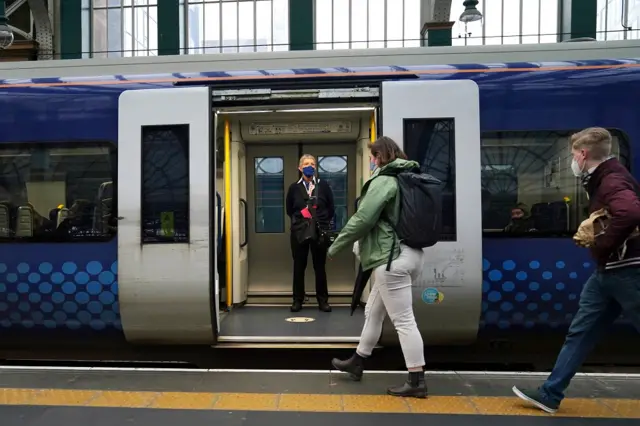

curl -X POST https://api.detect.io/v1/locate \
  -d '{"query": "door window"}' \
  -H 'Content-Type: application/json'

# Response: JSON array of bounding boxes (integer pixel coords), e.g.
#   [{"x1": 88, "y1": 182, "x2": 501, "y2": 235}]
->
[
  {"x1": 318, "y1": 155, "x2": 348, "y2": 231},
  {"x1": 254, "y1": 157, "x2": 284, "y2": 233}
]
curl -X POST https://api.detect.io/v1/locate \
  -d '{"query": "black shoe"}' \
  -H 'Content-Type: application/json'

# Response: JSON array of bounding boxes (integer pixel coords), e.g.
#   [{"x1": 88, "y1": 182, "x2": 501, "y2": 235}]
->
[
  {"x1": 290, "y1": 301, "x2": 302, "y2": 312},
  {"x1": 512, "y1": 386, "x2": 559, "y2": 414},
  {"x1": 318, "y1": 300, "x2": 332, "y2": 312},
  {"x1": 331, "y1": 352, "x2": 365, "y2": 381},
  {"x1": 387, "y1": 371, "x2": 428, "y2": 398}
]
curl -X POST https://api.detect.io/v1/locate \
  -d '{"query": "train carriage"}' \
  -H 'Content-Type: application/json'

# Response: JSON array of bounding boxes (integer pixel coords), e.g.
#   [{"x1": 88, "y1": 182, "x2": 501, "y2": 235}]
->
[{"x1": 0, "y1": 40, "x2": 638, "y2": 363}]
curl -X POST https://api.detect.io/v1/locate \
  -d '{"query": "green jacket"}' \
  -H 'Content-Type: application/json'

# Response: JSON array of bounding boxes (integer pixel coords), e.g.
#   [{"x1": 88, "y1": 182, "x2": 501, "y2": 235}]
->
[{"x1": 327, "y1": 158, "x2": 420, "y2": 271}]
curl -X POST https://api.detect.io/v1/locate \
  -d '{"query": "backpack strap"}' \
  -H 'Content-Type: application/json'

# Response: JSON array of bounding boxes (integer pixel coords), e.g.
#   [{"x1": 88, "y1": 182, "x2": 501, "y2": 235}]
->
[{"x1": 385, "y1": 238, "x2": 396, "y2": 272}]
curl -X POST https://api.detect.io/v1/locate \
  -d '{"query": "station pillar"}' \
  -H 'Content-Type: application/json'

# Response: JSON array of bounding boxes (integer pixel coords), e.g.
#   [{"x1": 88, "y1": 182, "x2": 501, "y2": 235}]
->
[
  {"x1": 560, "y1": 0, "x2": 597, "y2": 40},
  {"x1": 59, "y1": 0, "x2": 81, "y2": 59},
  {"x1": 289, "y1": 0, "x2": 314, "y2": 50},
  {"x1": 158, "y1": 0, "x2": 179, "y2": 55}
]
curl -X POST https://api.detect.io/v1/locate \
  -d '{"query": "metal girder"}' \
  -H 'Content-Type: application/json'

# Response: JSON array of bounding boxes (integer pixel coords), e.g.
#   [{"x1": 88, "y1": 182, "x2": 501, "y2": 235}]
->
[
  {"x1": 8, "y1": 24, "x2": 29, "y2": 40},
  {"x1": 7, "y1": 0, "x2": 29, "y2": 16},
  {"x1": 27, "y1": 0, "x2": 52, "y2": 59}
]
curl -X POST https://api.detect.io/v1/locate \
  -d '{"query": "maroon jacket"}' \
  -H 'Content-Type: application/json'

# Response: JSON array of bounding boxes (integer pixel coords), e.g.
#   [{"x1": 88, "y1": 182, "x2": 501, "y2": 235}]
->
[{"x1": 585, "y1": 158, "x2": 640, "y2": 269}]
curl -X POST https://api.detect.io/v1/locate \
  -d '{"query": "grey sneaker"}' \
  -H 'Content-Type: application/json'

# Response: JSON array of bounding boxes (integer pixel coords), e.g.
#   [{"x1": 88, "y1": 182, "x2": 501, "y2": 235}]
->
[{"x1": 512, "y1": 386, "x2": 559, "y2": 414}]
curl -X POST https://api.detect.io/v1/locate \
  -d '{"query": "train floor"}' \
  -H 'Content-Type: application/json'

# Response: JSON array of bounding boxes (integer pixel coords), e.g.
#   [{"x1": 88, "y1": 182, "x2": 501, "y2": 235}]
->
[
  {"x1": 219, "y1": 305, "x2": 364, "y2": 342},
  {"x1": 0, "y1": 366, "x2": 638, "y2": 425}
]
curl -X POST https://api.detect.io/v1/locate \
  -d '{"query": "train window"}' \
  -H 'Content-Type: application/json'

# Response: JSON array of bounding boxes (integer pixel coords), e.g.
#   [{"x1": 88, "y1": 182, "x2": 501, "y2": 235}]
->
[
  {"x1": 0, "y1": 143, "x2": 116, "y2": 243},
  {"x1": 481, "y1": 129, "x2": 630, "y2": 237},
  {"x1": 254, "y1": 157, "x2": 284, "y2": 233},
  {"x1": 403, "y1": 118, "x2": 457, "y2": 241},
  {"x1": 318, "y1": 155, "x2": 348, "y2": 231},
  {"x1": 141, "y1": 125, "x2": 190, "y2": 244}
]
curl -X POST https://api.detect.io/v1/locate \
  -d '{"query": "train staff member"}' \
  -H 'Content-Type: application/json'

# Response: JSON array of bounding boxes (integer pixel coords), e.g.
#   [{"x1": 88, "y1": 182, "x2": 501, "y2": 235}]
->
[
  {"x1": 327, "y1": 137, "x2": 428, "y2": 398},
  {"x1": 512, "y1": 128, "x2": 640, "y2": 413},
  {"x1": 286, "y1": 154, "x2": 335, "y2": 313}
]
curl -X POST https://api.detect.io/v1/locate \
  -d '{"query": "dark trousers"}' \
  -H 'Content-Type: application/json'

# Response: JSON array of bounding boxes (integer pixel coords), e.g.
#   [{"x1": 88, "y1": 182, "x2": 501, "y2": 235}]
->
[
  {"x1": 291, "y1": 236, "x2": 329, "y2": 303},
  {"x1": 541, "y1": 268, "x2": 640, "y2": 404}
]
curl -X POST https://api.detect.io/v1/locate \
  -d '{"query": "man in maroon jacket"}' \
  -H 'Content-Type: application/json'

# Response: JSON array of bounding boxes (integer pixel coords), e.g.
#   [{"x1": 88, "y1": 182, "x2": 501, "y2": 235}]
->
[{"x1": 512, "y1": 127, "x2": 640, "y2": 413}]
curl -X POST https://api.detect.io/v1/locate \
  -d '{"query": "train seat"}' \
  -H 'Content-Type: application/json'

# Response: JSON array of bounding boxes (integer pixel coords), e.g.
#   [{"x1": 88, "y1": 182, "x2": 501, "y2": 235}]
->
[
  {"x1": 57, "y1": 208, "x2": 70, "y2": 228},
  {"x1": 530, "y1": 201, "x2": 568, "y2": 233},
  {"x1": 0, "y1": 202, "x2": 9, "y2": 237},
  {"x1": 15, "y1": 205, "x2": 33, "y2": 237}
]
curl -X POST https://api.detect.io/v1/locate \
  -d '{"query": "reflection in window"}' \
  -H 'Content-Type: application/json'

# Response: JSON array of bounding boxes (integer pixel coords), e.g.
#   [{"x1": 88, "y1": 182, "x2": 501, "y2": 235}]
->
[
  {"x1": 597, "y1": 0, "x2": 640, "y2": 41},
  {"x1": 0, "y1": 143, "x2": 116, "y2": 242},
  {"x1": 84, "y1": 0, "x2": 288, "y2": 57},
  {"x1": 84, "y1": 0, "x2": 159, "y2": 59},
  {"x1": 141, "y1": 125, "x2": 190, "y2": 244},
  {"x1": 480, "y1": 130, "x2": 630, "y2": 237},
  {"x1": 255, "y1": 157, "x2": 284, "y2": 233},
  {"x1": 319, "y1": 156, "x2": 348, "y2": 231},
  {"x1": 315, "y1": 0, "x2": 421, "y2": 49},
  {"x1": 450, "y1": 0, "x2": 559, "y2": 46},
  {"x1": 404, "y1": 119, "x2": 457, "y2": 241},
  {"x1": 182, "y1": 0, "x2": 289, "y2": 54}
]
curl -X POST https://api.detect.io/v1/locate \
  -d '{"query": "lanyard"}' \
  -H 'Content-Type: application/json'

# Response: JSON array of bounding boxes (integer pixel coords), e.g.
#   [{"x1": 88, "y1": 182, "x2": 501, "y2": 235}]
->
[{"x1": 305, "y1": 181, "x2": 315, "y2": 197}]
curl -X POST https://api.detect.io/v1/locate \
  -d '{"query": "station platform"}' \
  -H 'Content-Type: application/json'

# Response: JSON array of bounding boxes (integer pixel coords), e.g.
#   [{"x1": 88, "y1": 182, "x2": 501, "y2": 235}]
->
[{"x1": 0, "y1": 366, "x2": 638, "y2": 425}]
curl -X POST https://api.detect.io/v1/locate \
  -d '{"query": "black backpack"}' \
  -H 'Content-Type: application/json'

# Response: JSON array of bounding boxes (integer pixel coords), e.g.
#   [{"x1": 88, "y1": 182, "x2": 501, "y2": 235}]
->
[{"x1": 378, "y1": 167, "x2": 443, "y2": 270}]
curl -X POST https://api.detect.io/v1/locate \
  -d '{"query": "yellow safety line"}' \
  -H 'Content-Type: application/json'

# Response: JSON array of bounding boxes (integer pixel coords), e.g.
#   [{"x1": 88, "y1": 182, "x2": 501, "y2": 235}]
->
[
  {"x1": 0, "y1": 388, "x2": 637, "y2": 418},
  {"x1": 224, "y1": 120, "x2": 233, "y2": 307}
]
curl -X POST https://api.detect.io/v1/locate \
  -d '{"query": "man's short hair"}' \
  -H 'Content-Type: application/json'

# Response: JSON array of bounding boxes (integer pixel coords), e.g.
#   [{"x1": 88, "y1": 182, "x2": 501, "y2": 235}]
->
[{"x1": 571, "y1": 127, "x2": 612, "y2": 160}]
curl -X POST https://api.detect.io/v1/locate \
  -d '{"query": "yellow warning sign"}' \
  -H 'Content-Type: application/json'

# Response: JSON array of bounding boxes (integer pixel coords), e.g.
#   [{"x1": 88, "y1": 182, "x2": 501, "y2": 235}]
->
[{"x1": 160, "y1": 211, "x2": 175, "y2": 237}]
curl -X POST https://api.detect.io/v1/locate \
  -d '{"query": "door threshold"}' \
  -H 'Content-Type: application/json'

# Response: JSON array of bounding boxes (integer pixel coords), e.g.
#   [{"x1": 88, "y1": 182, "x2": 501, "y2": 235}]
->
[
  {"x1": 217, "y1": 336, "x2": 361, "y2": 343},
  {"x1": 242, "y1": 303, "x2": 352, "y2": 307},
  {"x1": 213, "y1": 342, "x2": 366, "y2": 349}
]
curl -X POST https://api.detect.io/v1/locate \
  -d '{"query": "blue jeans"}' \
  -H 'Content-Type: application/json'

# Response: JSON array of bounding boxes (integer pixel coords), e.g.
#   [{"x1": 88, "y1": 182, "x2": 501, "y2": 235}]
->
[{"x1": 541, "y1": 267, "x2": 640, "y2": 404}]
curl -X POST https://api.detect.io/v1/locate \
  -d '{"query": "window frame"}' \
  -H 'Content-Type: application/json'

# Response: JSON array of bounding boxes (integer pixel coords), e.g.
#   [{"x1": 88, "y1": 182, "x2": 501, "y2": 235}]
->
[
  {"x1": 480, "y1": 127, "x2": 631, "y2": 239},
  {"x1": 0, "y1": 140, "x2": 118, "y2": 244}
]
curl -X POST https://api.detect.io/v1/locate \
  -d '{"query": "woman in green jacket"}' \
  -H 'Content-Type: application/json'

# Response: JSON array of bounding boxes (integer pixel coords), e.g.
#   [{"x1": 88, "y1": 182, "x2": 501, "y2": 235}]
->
[{"x1": 327, "y1": 136, "x2": 427, "y2": 398}]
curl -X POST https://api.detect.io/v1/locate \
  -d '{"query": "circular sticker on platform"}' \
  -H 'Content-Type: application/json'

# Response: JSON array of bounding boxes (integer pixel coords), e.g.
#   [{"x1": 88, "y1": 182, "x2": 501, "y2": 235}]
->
[
  {"x1": 422, "y1": 288, "x2": 444, "y2": 304},
  {"x1": 285, "y1": 317, "x2": 316, "y2": 323}
]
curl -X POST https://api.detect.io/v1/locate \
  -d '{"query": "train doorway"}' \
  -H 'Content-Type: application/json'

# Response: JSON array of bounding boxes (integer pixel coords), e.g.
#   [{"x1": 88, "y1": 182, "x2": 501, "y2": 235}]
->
[{"x1": 215, "y1": 107, "x2": 371, "y2": 344}]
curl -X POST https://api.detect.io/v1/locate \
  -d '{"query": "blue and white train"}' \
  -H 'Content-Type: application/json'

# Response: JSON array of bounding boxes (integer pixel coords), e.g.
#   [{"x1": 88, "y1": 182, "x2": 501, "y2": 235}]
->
[{"x1": 0, "y1": 40, "x2": 638, "y2": 362}]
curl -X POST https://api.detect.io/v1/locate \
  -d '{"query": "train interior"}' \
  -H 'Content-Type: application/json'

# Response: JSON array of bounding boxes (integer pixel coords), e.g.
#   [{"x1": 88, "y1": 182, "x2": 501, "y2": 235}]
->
[{"x1": 215, "y1": 106, "x2": 375, "y2": 344}]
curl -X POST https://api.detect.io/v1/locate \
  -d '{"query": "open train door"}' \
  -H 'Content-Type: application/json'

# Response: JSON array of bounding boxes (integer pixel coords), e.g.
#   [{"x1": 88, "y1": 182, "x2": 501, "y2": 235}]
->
[
  {"x1": 380, "y1": 80, "x2": 482, "y2": 344},
  {"x1": 117, "y1": 87, "x2": 217, "y2": 345}
]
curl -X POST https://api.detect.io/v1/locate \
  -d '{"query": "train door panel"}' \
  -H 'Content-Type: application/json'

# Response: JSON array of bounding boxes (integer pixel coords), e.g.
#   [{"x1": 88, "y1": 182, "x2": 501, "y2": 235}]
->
[
  {"x1": 118, "y1": 87, "x2": 215, "y2": 344},
  {"x1": 380, "y1": 80, "x2": 482, "y2": 344},
  {"x1": 228, "y1": 121, "x2": 250, "y2": 304},
  {"x1": 245, "y1": 144, "x2": 299, "y2": 295}
]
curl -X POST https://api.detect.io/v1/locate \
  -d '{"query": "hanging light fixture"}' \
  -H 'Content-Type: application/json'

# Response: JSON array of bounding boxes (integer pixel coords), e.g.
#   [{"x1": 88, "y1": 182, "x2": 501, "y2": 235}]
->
[
  {"x1": 459, "y1": 0, "x2": 483, "y2": 23},
  {"x1": 0, "y1": 1, "x2": 14, "y2": 50}
]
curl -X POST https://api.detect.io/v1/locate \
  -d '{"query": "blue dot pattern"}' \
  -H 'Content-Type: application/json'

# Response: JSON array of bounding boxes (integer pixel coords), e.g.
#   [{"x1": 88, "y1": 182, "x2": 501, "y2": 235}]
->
[
  {"x1": 480, "y1": 239, "x2": 600, "y2": 332},
  {"x1": 0, "y1": 258, "x2": 120, "y2": 331}
]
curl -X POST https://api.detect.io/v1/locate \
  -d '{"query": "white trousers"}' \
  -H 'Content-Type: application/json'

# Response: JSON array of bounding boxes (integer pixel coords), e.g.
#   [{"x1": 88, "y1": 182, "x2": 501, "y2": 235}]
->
[{"x1": 356, "y1": 244, "x2": 426, "y2": 369}]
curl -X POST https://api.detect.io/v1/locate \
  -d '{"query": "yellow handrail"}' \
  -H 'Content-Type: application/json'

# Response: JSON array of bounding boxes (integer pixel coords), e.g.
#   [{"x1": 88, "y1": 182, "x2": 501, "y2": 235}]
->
[
  {"x1": 370, "y1": 111, "x2": 377, "y2": 143},
  {"x1": 224, "y1": 119, "x2": 233, "y2": 307}
]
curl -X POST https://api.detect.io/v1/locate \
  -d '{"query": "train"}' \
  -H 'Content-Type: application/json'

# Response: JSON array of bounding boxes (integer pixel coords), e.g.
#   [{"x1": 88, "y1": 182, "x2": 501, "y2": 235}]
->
[{"x1": 0, "y1": 40, "x2": 639, "y2": 365}]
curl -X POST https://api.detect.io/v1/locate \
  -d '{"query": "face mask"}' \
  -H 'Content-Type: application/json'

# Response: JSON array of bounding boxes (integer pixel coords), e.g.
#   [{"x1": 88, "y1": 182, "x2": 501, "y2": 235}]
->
[
  {"x1": 570, "y1": 157, "x2": 584, "y2": 178},
  {"x1": 302, "y1": 165, "x2": 315, "y2": 177},
  {"x1": 370, "y1": 159, "x2": 378, "y2": 172}
]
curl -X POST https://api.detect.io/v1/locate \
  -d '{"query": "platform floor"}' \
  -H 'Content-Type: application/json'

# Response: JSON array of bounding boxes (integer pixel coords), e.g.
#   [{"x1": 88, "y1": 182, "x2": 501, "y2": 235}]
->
[
  {"x1": 219, "y1": 305, "x2": 364, "y2": 340},
  {"x1": 0, "y1": 367, "x2": 638, "y2": 424}
]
